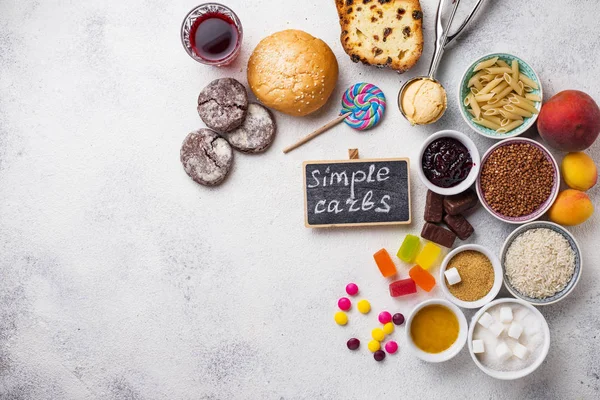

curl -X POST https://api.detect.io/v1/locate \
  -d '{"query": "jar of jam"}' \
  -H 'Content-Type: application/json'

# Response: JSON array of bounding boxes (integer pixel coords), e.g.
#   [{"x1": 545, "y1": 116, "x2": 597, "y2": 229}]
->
[{"x1": 422, "y1": 137, "x2": 473, "y2": 188}]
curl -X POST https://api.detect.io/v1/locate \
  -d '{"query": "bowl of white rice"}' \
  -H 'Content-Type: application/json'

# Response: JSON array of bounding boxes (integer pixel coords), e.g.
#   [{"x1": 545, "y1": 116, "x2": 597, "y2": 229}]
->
[{"x1": 500, "y1": 221, "x2": 582, "y2": 306}]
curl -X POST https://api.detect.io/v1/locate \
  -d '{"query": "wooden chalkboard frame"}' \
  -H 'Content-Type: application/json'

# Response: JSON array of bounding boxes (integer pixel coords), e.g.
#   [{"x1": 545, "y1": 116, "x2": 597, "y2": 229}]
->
[{"x1": 303, "y1": 158, "x2": 411, "y2": 228}]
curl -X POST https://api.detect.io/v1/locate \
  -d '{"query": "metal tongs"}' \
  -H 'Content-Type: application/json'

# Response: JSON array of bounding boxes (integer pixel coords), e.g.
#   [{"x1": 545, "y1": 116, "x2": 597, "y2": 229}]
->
[{"x1": 398, "y1": 0, "x2": 486, "y2": 124}]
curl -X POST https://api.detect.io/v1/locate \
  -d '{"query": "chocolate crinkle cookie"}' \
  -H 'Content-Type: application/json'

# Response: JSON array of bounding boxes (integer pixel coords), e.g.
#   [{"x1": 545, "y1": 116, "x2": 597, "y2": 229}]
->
[
  {"x1": 223, "y1": 103, "x2": 276, "y2": 153},
  {"x1": 197, "y1": 78, "x2": 248, "y2": 132},
  {"x1": 180, "y1": 129, "x2": 233, "y2": 186}
]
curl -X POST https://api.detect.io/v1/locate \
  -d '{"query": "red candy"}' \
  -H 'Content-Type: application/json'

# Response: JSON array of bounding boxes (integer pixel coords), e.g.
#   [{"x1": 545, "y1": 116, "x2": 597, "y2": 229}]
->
[
  {"x1": 378, "y1": 311, "x2": 392, "y2": 324},
  {"x1": 338, "y1": 297, "x2": 351, "y2": 311},
  {"x1": 345, "y1": 283, "x2": 359, "y2": 296},
  {"x1": 389, "y1": 278, "x2": 417, "y2": 297}
]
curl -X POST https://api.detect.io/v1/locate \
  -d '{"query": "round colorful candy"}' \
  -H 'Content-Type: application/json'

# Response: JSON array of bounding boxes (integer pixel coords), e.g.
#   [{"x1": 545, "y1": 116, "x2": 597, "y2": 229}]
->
[
  {"x1": 334, "y1": 311, "x2": 348, "y2": 326},
  {"x1": 357, "y1": 299, "x2": 371, "y2": 314},
  {"x1": 392, "y1": 312, "x2": 405, "y2": 326},
  {"x1": 383, "y1": 322, "x2": 394, "y2": 335},
  {"x1": 378, "y1": 311, "x2": 392, "y2": 324},
  {"x1": 368, "y1": 340, "x2": 381, "y2": 353},
  {"x1": 374, "y1": 350, "x2": 386, "y2": 362},
  {"x1": 385, "y1": 341, "x2": 398, "y2": 354},
  {"x1": 341, "y1": 83, "x2": 386, "y2": 131},
  {"x1": 338, "y1": 297, "x2": 351, "y2": 311},
  {"x1": 371, "y1": 328, "x2": 385, "y2": 342},
  {"x1": 345, "y1": 283, "x2": 359, "y2": 296},
  {"x1": 347, "y1": 338, "x2": 360, "y2": 350}
]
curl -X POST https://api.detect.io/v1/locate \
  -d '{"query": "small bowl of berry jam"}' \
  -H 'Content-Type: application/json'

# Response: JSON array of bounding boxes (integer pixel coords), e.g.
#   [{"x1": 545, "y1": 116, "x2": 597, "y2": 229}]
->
[
  {"x1": 417, "y1": 130, "x2": 480, "y2": 196},
  {"x1": 181, "y1": 3, "x2": 243, "y2": 66}
]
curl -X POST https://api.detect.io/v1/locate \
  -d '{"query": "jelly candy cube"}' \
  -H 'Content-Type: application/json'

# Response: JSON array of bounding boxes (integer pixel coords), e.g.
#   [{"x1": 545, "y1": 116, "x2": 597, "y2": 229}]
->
[
  {"x1": 397, "y1": 234, "x2": 420, "y2": 263},
  {"x1": 409, "y1": 265, "x2": 436, "y2": 292},
  {"x1": 415, "y1": 242, "x2": 441, "y2": 270},
  {"x1": 373, "y1": 248, "x2": 397, "y2": 278},
  {"x1": 389, "y1": 278, "x2": 417, "y2": 297}
]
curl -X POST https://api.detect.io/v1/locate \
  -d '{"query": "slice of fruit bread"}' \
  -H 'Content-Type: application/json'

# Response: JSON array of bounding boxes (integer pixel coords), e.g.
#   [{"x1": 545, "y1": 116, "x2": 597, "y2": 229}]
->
[{"x1": 335, "y1": 0, "x2": 424, "y2": 72}]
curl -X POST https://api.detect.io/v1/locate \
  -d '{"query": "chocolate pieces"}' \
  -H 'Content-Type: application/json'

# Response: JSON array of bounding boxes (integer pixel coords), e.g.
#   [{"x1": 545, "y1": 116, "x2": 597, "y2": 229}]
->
[
  {"x1": 421, "y1": 222, "x2": 456, "y2": 248},
  {"x1": 443, "y1": 189, "x2": 478, "y2": 216},
  {"x1": 444, "y1": 214, "x2": 474, "y2": 240},
  {"x1": 424, "y1": 190, "x2": 444, "y2": 223}
]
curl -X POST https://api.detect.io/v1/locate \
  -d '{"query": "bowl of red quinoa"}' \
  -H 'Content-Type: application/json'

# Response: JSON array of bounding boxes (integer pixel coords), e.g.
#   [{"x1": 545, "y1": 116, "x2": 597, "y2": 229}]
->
[
  {"x1": 476, "y1": 138, "x2": 559, "y2": 224},
  {"x1": 500, "y1": 221, "x2": 582, "y2": 306}
]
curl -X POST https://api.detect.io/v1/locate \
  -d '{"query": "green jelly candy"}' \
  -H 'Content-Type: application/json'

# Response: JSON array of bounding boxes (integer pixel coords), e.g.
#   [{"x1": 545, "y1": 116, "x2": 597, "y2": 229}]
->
[{"x1": 397, "y1": 234, "x2": 420, "y2": 263}]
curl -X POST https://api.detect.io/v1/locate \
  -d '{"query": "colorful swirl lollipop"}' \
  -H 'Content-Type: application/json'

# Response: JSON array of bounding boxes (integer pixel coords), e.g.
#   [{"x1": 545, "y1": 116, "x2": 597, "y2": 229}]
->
[
  {"x1": 283, "y1": 82, "x2": 386, "y2": 154},
  {"x1": 341, "y1": 83, "x2": 386, "y2": 130}
]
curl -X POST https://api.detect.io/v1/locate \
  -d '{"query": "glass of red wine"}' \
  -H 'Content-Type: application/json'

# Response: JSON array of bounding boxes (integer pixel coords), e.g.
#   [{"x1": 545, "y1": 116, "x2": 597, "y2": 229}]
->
[{"x1": 181, "y1": 3, "x2": 243, "y2": 66}]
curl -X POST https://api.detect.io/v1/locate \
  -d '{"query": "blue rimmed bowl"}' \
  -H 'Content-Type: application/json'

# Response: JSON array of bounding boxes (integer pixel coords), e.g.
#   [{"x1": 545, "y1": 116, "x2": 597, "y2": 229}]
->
[
  {"x1": 458, "y1": 53, "x2": 543, "y2": 140},
  {"x1": 500, "y1": 221, "x2": 582, "y2": 306}
]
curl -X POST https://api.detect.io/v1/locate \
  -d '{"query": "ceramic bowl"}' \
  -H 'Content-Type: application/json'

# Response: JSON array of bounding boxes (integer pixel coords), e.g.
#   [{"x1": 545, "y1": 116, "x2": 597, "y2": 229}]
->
[
  {"x1": 475, "y1": 137, "x2": 559, "y2": 224},
  {"x1": 468, "y1": 298, "x2": 550, "y2": 380},
  {"x1": 439, "y1": 244, "x2": 503, "y2": 309},
  {"x1": 458, "y1": 53, "x2": 543, "y2": 139},
  {"x1": 405, "y1": 298, "x2": 468, "y2": 362},
  {"x1": 500, "y1": 221, "x2": 582, "y2": 306},
  {"x1": 417, "y1": 130, "x2": 481, "y2": 196}
]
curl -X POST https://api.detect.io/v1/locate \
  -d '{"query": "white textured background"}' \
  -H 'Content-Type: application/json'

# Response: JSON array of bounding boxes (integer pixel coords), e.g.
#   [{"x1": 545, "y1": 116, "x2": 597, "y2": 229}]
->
[{"x1": 1, "y1": 0, "x2": 599, "y2": 399}]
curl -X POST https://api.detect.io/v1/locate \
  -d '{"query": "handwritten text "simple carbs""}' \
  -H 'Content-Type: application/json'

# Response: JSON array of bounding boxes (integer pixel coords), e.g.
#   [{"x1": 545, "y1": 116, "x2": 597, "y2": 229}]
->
[{"x1": 308, "y1": 164, "x2": 391, "y2": 214}]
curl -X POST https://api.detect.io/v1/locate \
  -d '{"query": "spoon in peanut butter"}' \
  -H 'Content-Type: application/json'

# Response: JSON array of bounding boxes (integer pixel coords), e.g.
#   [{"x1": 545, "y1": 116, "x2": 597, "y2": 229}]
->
[{"x1": 398, "y1": 0, "x2": 486, "y2": 125}]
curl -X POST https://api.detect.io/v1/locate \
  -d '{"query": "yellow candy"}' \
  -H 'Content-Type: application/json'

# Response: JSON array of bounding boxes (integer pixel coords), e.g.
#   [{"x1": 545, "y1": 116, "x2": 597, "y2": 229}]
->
[
  {"x1": 357, "y1": 299, "x2": 371, "y2": 314},
  {"x1": 383, "y1": 322, "x2": 394, "y2": 335},
  {"x1": 368, "y1": 340, "x2": 381, "y2": 353},
  {"x1": 372, "y1": 328, "x2": 385, "y2": 342},
  {"x1": 334, "y1": 311, "x2": 348, "y2": 326}
]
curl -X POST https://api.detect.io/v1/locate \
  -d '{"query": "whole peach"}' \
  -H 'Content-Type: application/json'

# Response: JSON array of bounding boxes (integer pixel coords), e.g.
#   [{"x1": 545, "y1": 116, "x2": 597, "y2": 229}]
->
[
  {"x1": 561, "y1": 152, "x2": 597, "y2": 191},
  {"x1": 548, "y1": 189, "x2": 594, "y2": 226},
  {"x1": 537, "y1": 90, "x2": 600, "y2": 152}
]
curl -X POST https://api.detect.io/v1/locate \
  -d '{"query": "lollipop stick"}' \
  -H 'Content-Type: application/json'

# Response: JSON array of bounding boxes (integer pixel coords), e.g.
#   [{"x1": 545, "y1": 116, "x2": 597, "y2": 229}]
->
[{"x1": 282, "y1": 112, "x2": 351, "y2": 154}]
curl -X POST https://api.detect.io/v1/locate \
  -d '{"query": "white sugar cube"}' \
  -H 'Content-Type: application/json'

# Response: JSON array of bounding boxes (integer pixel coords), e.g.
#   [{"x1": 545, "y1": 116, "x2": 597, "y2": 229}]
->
[
  {"x1": 478, "y1": 312, "x2": 494, "y2": 328},
  {"x1": 489, "y1": 321, "x2": 504, "y2": 337},
  {"x1": 444, "y1": 267, "x2": 462, "y2": 285},
  {"x1": 500, "y1": 307, "x2": 513, "y2": 323},
  {"x1": 496, "y1": 342, "x2": 512, "y2": 361},
  {"x1": 508, "y1": 322, "x2": 523, "y2": 340},
  {"x1": 472, "y1": 339, "x2": 485, "y2": 354},
  {"x1": 513, "y1": 342, "x2": 528, "y2": 359}
]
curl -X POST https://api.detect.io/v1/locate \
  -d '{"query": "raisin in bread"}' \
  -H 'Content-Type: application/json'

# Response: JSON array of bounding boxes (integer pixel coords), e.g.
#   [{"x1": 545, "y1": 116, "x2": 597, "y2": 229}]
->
[{"x1": 336, "y1": 0, "x2": 424, "y2": 72}]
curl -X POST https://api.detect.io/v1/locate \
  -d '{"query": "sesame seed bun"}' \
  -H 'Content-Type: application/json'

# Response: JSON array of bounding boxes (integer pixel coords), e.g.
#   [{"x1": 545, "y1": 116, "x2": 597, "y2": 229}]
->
[{"x1": 247, "y1": 30, "x2": 339, "y2": 117}]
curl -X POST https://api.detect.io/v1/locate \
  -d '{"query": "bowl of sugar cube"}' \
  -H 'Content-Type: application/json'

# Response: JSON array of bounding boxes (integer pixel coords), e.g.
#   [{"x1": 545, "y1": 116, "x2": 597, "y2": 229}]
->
[{"x1": 468, "y1": 298, "x2": 550, "y2": 380}]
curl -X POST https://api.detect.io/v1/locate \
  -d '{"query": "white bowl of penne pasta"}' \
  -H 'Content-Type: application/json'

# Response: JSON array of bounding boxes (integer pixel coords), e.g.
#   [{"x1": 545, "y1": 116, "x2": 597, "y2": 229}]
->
[{"x1": 458, "y1": 53, "x2": 543, "y2": 139}]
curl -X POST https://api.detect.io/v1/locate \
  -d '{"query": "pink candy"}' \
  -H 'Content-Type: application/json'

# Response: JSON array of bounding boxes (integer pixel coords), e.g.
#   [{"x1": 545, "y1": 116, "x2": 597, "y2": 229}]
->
[
  {"x1": 385, "y1": 341, "x2": 398, "y2": 354},
  {"x1": 338, "y1": 297, "x2": 351, "y2": 311},
  {"x1": 378, "y1": 311, "x2": 392, "y2": 324},
  {"x1": 345, "y1": 283, "x2": 359, "y2": 296}
]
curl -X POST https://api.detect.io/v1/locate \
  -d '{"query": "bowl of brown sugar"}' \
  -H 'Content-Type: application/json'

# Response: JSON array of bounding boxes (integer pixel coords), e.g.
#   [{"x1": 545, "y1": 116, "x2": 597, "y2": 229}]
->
[
  {"x1": 476, "y1": 138, "x2": 560, "y2": 224},
  {"x1": 440, "y1": 244, "x2": 503, "y2": 309}
]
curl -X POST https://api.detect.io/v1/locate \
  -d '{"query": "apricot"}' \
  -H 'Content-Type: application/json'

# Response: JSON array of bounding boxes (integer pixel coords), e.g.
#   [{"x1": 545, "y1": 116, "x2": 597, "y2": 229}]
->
[
  {"x1": 548, "y1": 189, "x2": 594, "y2": 226},
  {"x1": 561, "y1": 152, "x2": 597, "y2": 191},
  {"x1": 537, "y1": 90, "x2": 600, "y2": 151}
]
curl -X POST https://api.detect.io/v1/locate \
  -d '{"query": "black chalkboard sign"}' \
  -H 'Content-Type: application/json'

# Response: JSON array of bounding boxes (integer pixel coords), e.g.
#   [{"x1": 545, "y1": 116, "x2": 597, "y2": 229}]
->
[{"x1": 303, "y1": 158, "x2": 411, "y2": 228}]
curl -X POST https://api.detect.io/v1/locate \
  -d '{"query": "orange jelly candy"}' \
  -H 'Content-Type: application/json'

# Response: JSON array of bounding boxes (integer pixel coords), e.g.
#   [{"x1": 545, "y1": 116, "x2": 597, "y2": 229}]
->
[
  {"x1": 373, "y1": 249, "x2": 397, "y2": 278},
  {"x1": 409, "y1": 265, "x2": 436, "y2": 292}
]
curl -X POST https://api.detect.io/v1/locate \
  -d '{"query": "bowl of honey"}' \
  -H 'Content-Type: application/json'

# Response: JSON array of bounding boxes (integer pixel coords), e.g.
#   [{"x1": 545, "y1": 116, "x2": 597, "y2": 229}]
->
[{"x1": 405, "y1": 298, "x2": 468, "y2": 362}]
